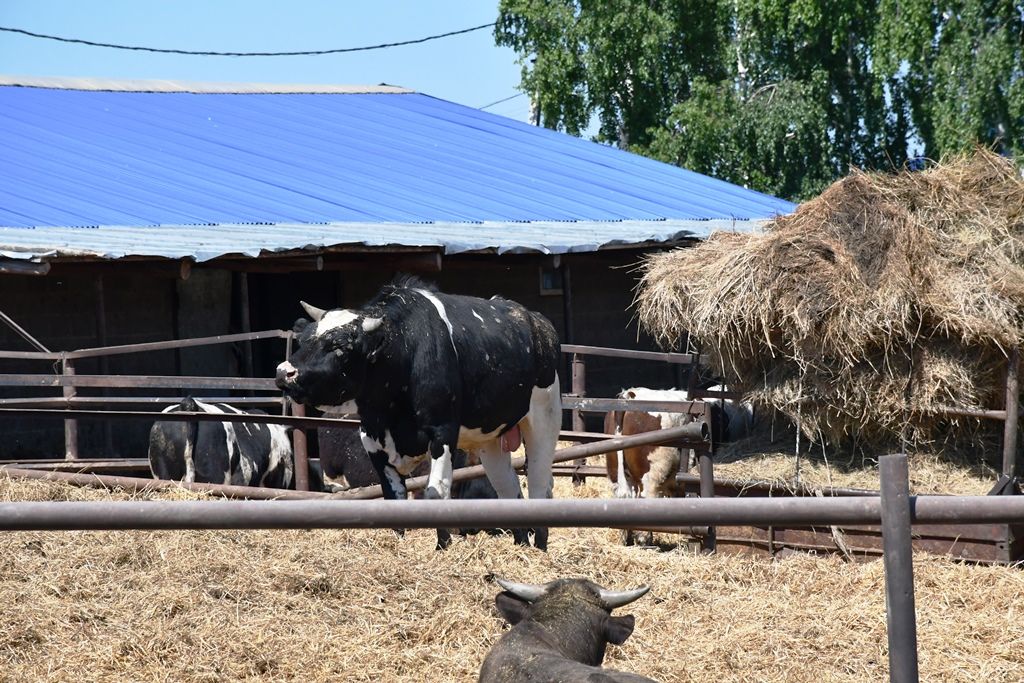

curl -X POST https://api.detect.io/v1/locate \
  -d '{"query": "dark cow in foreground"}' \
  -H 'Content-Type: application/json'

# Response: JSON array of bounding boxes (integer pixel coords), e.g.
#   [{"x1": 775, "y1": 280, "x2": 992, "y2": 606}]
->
[
  {"x1": 480, "y1": 577, "x2": 656, "y2": 683},
  {"x1": 148, "y1": 398, "x2": 294, "y2": 488},
  {"x1": 276, "y1": 276, "x2": 561, "y2": 549}
]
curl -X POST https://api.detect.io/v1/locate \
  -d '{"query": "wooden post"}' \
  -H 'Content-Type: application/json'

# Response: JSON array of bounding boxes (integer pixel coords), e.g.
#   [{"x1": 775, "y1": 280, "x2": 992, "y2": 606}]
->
[
  {"x1": 61, "y1": 355, "x2": 78, "y2": 460},
  {"x1": 571, "y1": 353, "x2": 586, "y2": 484},
  {"x1": 1003, "y1": 348, "x2": 1020, "y2": 480},
  {"x1": 879, "y1": 454, "x2": 919, "y2": 683},
  {"x1": 698, "y1": 399, "x2": 716, "y2": 553},
  {"x1": 95, "y1": 275, "x2": 113, "y2": 454},
  {"x1": 238, "y1": 272, "x2": 255, "y2": 383},
  {"x1": 291, "y1": 401, "x2": 310, "y2": 492}
]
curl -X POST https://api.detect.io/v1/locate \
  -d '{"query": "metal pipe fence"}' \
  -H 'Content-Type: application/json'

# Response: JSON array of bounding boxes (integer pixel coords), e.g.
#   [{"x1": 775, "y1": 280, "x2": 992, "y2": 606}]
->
[{"x1": 0, "y1": 492, "x2": 1022, "y2": 532}]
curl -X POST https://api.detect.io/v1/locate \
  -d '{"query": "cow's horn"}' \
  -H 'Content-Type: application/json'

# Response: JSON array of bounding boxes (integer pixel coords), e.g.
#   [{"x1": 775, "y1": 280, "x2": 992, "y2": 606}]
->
[
  {"x1": 300, "y1": 300, "x2": 327, "y2": 322},
  {"x1": 494, "y1": 577, "x2": 547, "y2": 602},
  {"x1": 598, "y1": 585, "x2": 650, "y2": 609}
]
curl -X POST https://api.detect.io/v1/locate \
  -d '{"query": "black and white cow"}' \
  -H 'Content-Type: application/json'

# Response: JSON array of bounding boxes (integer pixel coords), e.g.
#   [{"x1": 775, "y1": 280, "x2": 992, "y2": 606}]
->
[
  {"x1": 148, "y1": 397, "x2": 294, "y2": 488},
  {"x1": 275, "y1": 276, "x2": 561, "y2": 549},
  {"x1": 480, "y1": 577, "x2": 655, "y2": 682}
]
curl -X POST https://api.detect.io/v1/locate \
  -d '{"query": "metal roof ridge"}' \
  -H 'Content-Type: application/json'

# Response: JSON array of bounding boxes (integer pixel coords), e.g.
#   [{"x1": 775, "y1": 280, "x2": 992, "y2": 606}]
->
[{"x1": 0, "y1": 75, "x2": 414, "y2": 95}]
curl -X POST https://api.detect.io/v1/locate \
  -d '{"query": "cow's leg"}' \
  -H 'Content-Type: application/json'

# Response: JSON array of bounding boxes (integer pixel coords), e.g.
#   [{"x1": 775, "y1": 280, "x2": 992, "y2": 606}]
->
[
  {"x1": 426, "y1": 428, "x2": 459, "y2": 550},
  {"x1": 369, "y1": 451, "x2": 408, "y2": 538},
  {"x1": 519, "y1": 377, "x2": 561, "y2": 551},
  {"x1": 475, "y1": 438, "x2": 529, "y2": 546}
]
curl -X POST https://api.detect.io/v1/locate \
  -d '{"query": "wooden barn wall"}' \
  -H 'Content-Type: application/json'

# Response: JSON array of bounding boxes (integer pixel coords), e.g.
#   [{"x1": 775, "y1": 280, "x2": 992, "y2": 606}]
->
[
  {"x1": 0, "y1": 246, "x2": 690, "y2": 459},
  {"x1": 0, "y1": 270, "x2": 235, "y2": 459}
]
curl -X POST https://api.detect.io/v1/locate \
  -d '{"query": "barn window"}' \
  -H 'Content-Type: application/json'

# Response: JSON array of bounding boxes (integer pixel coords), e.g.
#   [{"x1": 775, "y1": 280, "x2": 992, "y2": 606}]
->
[{"x1": 539, "y1": 266, "x2": 563, "y2": 296}]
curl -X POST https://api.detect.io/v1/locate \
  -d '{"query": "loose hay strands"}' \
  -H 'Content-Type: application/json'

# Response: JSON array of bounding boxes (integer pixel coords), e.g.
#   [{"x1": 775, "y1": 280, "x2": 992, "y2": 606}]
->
[
  {"x1": 636, "y1": 151, "x2": 1024, "y2": 454},
  {"x1": 1, "y1": 476, "x2": 1022, "y2": 682}
]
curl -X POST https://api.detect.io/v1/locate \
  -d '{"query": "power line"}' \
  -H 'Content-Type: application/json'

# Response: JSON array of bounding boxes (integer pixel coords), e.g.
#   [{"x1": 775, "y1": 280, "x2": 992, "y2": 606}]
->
[
  {"x1": 479, "y1": 92, "x2": 525, "y2": 110},
  {"x1": 0, "y1": 22, "x2": 494, "y2": 57}
]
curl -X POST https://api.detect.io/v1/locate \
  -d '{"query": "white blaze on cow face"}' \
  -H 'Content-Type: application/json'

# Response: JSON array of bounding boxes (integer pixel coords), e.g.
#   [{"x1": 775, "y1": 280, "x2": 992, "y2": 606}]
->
[
  {"x1": 425, "y1": 444, "x2": 454, "y2": 500},
  {"x1": 315, "y1": 309, "x2": 360, "y2": 337},
  {"x1": 415, "y1": 289, "x2": 458, "y2": 358}
]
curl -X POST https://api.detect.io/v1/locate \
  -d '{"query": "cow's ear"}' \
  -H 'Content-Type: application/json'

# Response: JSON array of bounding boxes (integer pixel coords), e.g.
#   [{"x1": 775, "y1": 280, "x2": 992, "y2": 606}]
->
[
  {"x1": 360, "y1": 318, "x2": 386, "y2": 361},
  {"x1": 494, "y1": 593, "x2": 529, "y2": 625},
  {"x1": 292, "y1": 318, "x2": 310, "y2": 335},
  {"x1": 604, "y1": 614, "x2": 635, "y2": 645}
]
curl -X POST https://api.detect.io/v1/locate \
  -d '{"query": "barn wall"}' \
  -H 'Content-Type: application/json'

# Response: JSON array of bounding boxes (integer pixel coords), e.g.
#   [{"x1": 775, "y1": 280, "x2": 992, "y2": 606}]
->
[{"x1": 0, "y1": 245, "x2": 692, "y2": 459}]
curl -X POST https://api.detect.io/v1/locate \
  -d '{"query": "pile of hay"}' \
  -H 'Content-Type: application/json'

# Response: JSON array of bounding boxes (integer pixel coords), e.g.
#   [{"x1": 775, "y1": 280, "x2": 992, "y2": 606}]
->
[
  {"x1": 1, "y1": 476, "x2": 1023, "y2": 682},
  {"x1": 637, "y1": 151, "x2": 1024, "y2": 453}
]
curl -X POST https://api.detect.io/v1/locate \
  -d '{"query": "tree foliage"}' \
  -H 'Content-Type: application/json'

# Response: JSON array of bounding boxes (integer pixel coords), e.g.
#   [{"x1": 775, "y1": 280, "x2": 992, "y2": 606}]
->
[{"x1": 495, "y1": 0, "x2": 1024, "y2": 201}]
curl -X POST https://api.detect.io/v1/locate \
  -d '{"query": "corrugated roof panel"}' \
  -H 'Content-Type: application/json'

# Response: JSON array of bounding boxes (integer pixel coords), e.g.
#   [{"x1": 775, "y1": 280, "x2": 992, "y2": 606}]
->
[{"x1": 0, "y1": 78, "x2": 796, "y2": 261}]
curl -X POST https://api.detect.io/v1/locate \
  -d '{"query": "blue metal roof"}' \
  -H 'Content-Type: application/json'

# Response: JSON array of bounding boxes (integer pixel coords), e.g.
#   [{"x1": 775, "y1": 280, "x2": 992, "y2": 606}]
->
[{"x1": 0, "y1": 77, "x2": 795, "y2": 261}]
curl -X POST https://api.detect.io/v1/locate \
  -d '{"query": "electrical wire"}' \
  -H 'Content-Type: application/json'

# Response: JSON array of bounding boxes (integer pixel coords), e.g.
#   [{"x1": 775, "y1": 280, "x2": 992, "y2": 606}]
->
[
  {"x1": 479, "y1": 92, "x2": 524, "y2": 110},
  {"x1": 0, "y1": 22, "x2": 494, "y2": 57}
]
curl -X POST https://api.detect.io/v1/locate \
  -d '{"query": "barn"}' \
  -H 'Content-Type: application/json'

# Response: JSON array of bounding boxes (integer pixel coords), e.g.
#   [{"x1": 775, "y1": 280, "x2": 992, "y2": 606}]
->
[{"x1": 0, "y1": 75, "x2": 793, "y2": 458}]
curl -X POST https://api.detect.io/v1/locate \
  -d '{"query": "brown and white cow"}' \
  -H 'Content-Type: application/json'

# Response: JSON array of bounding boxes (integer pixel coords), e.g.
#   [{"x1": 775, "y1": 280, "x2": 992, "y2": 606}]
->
[{"x1": 603, "y1": 386, "x2": 753, "y2": 544}]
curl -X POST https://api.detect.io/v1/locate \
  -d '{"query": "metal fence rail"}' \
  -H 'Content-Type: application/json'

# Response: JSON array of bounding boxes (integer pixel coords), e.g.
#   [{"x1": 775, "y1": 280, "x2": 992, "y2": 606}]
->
[{"x1": 1, "y1": 492, "x2": 1023, "y2": 532}]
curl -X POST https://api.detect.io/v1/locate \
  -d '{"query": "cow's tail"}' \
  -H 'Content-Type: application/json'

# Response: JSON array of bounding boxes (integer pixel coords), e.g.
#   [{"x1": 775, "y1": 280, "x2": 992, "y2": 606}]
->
[{"x1": 179, "y1": 397, "x2": 200, "y2": 483}]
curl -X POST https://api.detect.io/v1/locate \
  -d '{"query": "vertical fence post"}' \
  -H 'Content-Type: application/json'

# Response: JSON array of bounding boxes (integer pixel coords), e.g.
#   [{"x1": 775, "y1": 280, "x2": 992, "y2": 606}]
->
[
  {"x1": 1003, "y1": 348, "x2": 1020, "y2": 480},
  {"x1": 879, "y1": 453, "x2": 919, "y2": 683},
  {"x1": 61, "y1": 354, "x2": 78, "y2": 460},
  {"x1": 698, "y1": 399, "x2": 716, "y2": 553},
  {"x1": 571, "y1": 353, "x2": 586, "y2": 484},
  {"x1": 291, "y1": 401, "x2": 310, "y2": 492}
]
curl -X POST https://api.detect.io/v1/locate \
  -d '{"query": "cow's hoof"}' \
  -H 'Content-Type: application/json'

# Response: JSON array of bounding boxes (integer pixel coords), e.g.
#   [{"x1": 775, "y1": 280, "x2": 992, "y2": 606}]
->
[
  {"x1": 621, "y1": 528, "x2": 635, "y2": 546},
  {"x1": 532, "y1": 527, "x2": 549, "y2": 551},
  {"x1": 391, "y1": 528, "x2": 406, "y2": 538},
  {"x1": 435, "y1": 528, "x2": 453, "y2": 550},
  {"x1": 512, "y1": 528, "x2": 531, "y2": 546},
  {"x1": 633, "y1": 530, "x2": 653, "y2": 547}
]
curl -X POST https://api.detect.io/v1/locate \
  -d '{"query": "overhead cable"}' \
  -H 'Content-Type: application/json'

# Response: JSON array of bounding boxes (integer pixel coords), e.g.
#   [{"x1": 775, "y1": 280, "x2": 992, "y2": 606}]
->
[{"x1": 0, "y1": 22, "x2": 494, "y2": 57}]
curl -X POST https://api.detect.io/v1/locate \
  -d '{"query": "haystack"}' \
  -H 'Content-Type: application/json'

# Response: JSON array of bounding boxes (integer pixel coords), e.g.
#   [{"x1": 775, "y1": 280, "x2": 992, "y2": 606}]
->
[{"x1": 637, "y1": 151, "x2": 1024, "y2": 452}]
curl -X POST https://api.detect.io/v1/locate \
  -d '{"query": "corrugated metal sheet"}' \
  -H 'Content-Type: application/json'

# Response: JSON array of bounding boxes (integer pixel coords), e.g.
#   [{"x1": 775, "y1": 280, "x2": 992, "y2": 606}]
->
[{"x1": 0, "y1": 77, "x2": 795, "y2": 262}]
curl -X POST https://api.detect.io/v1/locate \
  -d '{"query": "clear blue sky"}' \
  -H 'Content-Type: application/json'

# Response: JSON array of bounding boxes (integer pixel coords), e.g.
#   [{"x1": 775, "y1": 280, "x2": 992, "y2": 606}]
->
[{"x1": 0, "y1": 1, "x2": 532, "y2": 121}]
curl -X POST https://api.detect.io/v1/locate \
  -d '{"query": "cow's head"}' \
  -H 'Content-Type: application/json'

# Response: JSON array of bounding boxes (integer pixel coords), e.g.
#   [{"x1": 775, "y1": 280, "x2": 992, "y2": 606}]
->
[
  {"x1": 275, "y1": 301, "x2": 385, "y2": 407},
  {"x1": 492, "y1": 577, "x2": 649, "y2": 666}
]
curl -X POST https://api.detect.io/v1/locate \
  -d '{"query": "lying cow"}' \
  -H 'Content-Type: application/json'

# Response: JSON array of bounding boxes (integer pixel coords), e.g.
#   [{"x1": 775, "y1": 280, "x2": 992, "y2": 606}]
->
[
  {"x1": 148, "y1": 397, "x2": 294, "y2": 488},
  {"x1": 276, "y1": 275, "x2": 561, "y2": 550},
  {"x1": 480, "y1": 577, "x2": 655, "y2": 683}
]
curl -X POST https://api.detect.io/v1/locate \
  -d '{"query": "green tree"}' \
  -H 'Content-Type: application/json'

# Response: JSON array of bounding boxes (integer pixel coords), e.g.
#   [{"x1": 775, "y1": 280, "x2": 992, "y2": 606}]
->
[{"x1": 495, "y1": 0, "x2": 1024, "y2": 202}]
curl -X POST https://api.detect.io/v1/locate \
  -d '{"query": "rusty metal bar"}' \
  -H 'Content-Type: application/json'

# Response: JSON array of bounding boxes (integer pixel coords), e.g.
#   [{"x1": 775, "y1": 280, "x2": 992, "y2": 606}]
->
[
  {"x1": 0, "y1": 308, "x2": 51, "y2": 352},
  {"x1": 0, "y1": 374, "x2": 278, "y2": 390},
  {"x1": 1003, "y1": 349, "x2": 1020, "y2": 479},
  {"x1": 879, "y1": 454, "x2": 919, "y2": 683},
  {"x1": 0, "y1": 396, "x2": 286, "y2": 408},
  {"x1": 0, "y1": 407, "x2": 359, "y2": 430},
  {"x1": 0, "y1": 329, "x2": 290, "y2": 362},
  {"x1": 63, "y1": 329, "x2": 290, "y2": 360},
  {"x1": 0, "y1": 467, "x2": 330, "y2": 500},
  {"x1": 291, "y1": 402, "x2": 310, "y2": 492},
  {"x1": 61, "y1": 357, "x2": 78, "y2": 461},
  {"x1": 0, "y1": 494, "x2": 1022, "y2": 532},
  {"x1": 336, "y1": 422, "x2": 710, "y2": 500},
  {"x1": 560, "y1": 344, "x2": 696, "y2": 365},
  {"x1": 563, "y1": 397, "x2": 707, "y2": 414}
]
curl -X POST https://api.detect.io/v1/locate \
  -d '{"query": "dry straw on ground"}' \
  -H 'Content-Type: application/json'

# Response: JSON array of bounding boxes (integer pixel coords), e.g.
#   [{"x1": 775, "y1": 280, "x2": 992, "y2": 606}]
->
[
  {"x1": 1, "y1": 475, "x2": 1022, "y2": 683},
  {"x1": 636, "y1": 151, "x2": 1024, "y2": 456}
]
